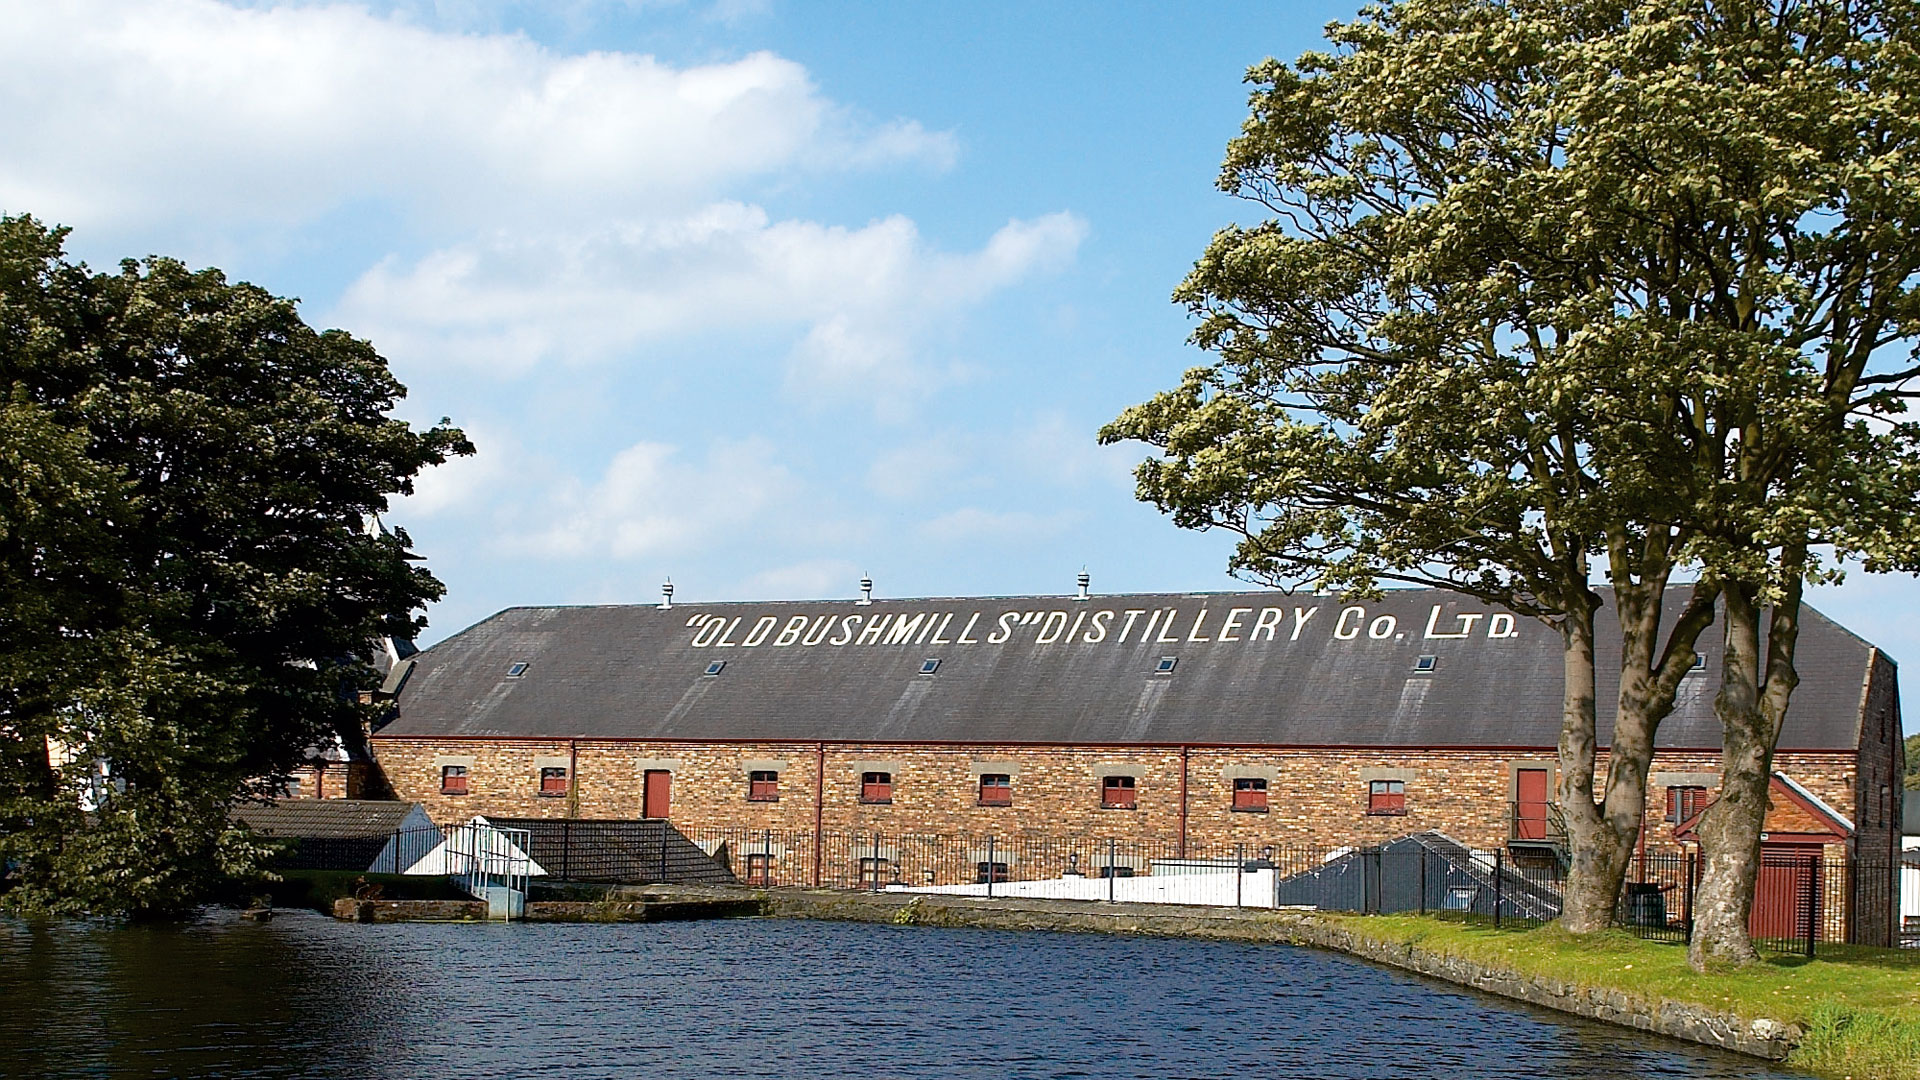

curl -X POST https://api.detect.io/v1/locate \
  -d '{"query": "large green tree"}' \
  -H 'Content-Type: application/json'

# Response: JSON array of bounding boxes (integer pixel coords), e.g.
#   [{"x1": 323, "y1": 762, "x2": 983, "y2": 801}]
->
[
  {"x1": 0, "y1": 216, "x2": 470, "y2": 915},
  {"x1": 1103, "y1": 0, "x2": 1920, "y2": 957}
]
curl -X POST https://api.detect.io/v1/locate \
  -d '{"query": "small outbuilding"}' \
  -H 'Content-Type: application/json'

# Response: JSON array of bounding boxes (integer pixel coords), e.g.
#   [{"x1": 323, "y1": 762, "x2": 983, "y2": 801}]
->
[{"x1": 233, "y1": 798, "x2": 438, "y2": 873}]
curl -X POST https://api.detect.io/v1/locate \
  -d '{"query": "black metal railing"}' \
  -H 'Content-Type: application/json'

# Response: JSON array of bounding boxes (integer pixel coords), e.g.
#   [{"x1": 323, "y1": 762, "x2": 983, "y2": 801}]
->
[
  {"x1": 259, "y1": 818, "x2": 1907, "y2": 954},
  {"x1": 1507, "y1": 800, "x2": 1568, "y2": 847}
]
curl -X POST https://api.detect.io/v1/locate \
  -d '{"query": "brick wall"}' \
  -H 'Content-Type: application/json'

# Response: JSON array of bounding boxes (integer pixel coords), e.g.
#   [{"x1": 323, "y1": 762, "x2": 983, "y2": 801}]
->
[
  {"x1": 369, "y1": 736, "x2": 1859, "y2": 856},
  {"x1": 284, "y1": 762, "x2": 372, "y2": 800}
]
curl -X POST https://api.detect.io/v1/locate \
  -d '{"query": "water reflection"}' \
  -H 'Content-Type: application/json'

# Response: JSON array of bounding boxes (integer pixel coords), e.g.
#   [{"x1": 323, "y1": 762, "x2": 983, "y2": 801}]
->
[{"x1": 0, "y1": 912, "x2": 1807, "y2": 1079}]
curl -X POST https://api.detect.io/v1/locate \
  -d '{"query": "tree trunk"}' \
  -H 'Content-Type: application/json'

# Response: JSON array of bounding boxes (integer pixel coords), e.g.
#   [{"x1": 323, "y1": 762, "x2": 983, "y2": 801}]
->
[
  {"x1": 1689, "y1": 582, "x2": 1800, "y2": 969},
  {"x1": 1555, "y1": 597, "x2": 1632, "y2": 932},
  {"x1": 1556, "y1": 576, "x2": 1720, "y2": 935}
]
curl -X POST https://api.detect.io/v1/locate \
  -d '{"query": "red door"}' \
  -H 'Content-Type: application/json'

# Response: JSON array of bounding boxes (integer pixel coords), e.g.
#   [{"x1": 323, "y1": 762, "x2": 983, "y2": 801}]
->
[
  {"x1": 644, "y1": 770, "x2": 672, "y2": 819},
  {"x1": 1515, "y1": 769, "x2": 1550, "y2": 840},
  {"x1": 1751, "y1": 844, "x2": 1823, "y2": 942}
]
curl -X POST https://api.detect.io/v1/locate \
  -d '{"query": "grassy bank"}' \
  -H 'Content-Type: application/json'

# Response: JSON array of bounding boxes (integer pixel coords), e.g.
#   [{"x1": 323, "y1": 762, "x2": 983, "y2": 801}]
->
[{"x1": 1326, "y1": 914, "x2": 1920, "y2": 1080}]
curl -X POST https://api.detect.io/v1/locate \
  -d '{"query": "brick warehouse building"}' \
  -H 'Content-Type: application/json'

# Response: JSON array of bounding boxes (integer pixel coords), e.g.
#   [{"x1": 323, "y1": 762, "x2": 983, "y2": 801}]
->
[{"x1": 362, "y1": 586, "x2": 1906, "y2": 941}]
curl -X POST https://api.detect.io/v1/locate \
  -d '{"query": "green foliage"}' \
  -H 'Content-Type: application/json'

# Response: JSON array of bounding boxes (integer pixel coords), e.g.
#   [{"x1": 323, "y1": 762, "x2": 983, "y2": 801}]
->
[
  {"x1": 0, "y1": 215, "x2": 472, "y2": 916},
  {"x1": 1906, "y1": 733, "x2": 1919, "y2": 790},
  {"x1": 1338, "y1": 914, "x2": 1920, "y2": 1080},
  {"x1": 1104, "y1": 0, "x2": 1920, "y2": 607},
  {"x1": 1797, "y1": 999, "x2": 1920, "y2": 1080}
]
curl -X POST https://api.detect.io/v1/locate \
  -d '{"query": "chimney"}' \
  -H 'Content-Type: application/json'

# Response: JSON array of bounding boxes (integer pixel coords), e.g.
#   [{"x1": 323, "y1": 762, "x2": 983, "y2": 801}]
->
[
  {"x1": 659, "y1": 579, "x2": 674, "y2": 610},
  {"x1": 1075, "y1": 568, "x2": 1091, "y2": 601},
  {"x1": 858, "y1": 574, "x2": 874, "y2": 605}
]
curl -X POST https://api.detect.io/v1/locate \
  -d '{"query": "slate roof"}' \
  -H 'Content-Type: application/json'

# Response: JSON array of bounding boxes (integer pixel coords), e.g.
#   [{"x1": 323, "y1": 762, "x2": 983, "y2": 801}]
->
[
  {"x1": 378, "y1": 588, "x2": 1881, "y2": 751},
  {"x1": 232, "y1": 798, "x2": 424, "y2": 838}
]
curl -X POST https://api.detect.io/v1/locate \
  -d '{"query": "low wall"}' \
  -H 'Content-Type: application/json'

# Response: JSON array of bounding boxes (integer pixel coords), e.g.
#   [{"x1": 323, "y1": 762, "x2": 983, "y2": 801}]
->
[{"x1": 330, "y1": 898, "x2": 486, "y2": 922}]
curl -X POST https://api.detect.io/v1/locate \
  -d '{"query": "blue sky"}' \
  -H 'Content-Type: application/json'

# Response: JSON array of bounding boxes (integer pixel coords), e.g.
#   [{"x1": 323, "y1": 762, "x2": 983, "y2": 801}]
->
[{"x1": 4, "y1": 0, "x2": 1914, "y2": 732}]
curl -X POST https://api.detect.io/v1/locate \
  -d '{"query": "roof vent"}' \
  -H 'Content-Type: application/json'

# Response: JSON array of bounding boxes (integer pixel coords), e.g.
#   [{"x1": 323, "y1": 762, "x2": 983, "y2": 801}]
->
[
  {"x1": 1413, "y1": 655, "x2": 1437, "y2": 673},
  {"x1": 660, "y1": 579, "x2": 674, "y2": 610},
  {"x1": 858, "y1": 574, "x2": 874, "y2": 605},
  {"x1": 1075, "y1": 568, "x2": 1090, "y2": 601},
  {"x1": 1691, "y1": 653, "x2": 1708, "y2": 671},
  {"x1": 704, "y1": 660, "x2": 726, "y2": 677},
  {"x1": 1155, "y1": 656, "x2": 1177, "y2": 674},
  {"x1": 919, "y1": 658, "x2": 941, "y2": 675},
  {"x1": 506, "y1": 662, "x2": 530, "y2": 678}
]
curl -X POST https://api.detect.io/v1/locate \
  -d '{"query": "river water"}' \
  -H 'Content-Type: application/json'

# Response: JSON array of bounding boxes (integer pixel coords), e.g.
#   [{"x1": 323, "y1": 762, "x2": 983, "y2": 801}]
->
[{"x1": 0, "y1": 911, "x2": 1807, "y2": 1079}]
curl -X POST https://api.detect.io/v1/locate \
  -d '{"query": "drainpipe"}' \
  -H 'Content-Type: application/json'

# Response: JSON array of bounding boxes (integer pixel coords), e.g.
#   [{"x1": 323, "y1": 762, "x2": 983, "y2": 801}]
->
[
  {"x1": 813, "y1": 742, "x2": 826, "y2": 888},
  {"x1": 566, "y1": 739, "x2": 579, "y2": 819},
  {"x1": 1178, "y1": 745, "x2": 1190, "y2": 859}
]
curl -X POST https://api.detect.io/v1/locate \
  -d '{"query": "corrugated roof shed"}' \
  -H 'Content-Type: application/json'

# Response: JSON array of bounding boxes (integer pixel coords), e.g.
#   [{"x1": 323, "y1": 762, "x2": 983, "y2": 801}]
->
[
  {"x1": 379, "y1": 588, "x2": 1878, "y2": 750},
  {"x1": 233, "y1": 799, "x2": 426, "y2": 838}
]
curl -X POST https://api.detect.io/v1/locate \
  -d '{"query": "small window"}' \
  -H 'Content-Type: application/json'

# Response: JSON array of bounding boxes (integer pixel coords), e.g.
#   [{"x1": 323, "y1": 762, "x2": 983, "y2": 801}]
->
[
  {"x1": 974, "y1": 861, "x2": 1010, "y2": 884},
  {"x1": 858, "y1": 857, "x2": 893, "y2": 889},
  {"x1": 704, "y1": 660, "x2": 726, "y2": 676},
  {"x1": 748, "y1": 770, "x2": 779, "y2": 802},
  {"x1": 1665, "y1": 785, "x2": 1709, "y2": 823},
  {"x1": 441, "y1": 764, "x2": 469, "y2": 795},
  {"x1": 978, "y1": 773, "x2": 1012, "y2": 806},
  {"x1": 1412, "y1": 655, "x2": 1437, "y2": 673},
  {"x1": 538, "y1": 766, "x2": 568, "y2": 796},
  {"x1": 861, "y1": 772, "x2": 893, "y2": 804},
  {"x1": 1154, "y1": 656, "x2": 1177, "y2": 674},
  {"x1": 506, "y1": 662, "x2": 530, "y2": 678},
  {"x1": 1367, "y1": 779, "x2": 1406, "y2": 815},
  {"x1": 1098, "y1": 865, "x2": 1135, "y2": 879},
  {"x1": 1102, "y1": 775, "x2": 1137, "y2": 809},
  {"x1": 919, "y1": 658, "x2": 941, "y2": 675},
  {"x1": 744, "y1": 853, "x2": 775, "y2": 886},
  {"x1": 1232, "y1": 776, "x2": 1268, "y2": 812}
]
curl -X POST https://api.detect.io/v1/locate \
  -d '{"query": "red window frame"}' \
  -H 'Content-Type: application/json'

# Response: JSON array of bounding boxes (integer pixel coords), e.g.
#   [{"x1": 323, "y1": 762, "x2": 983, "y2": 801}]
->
[
  {"x1": 440, "y1": 765, "x2": 469, "y2": 795},
  {"x1": 1665, "y1": 785, "x2": 1708, "y2": 823},
  {"x1": 978, "y1": 773, "x2": 1012, "y2": 806},
  {"x1": 975, "y1": 861, "x2": 1010, "y2": 884},
  {"x1": 744, "y1": 853, "x2": 775, "y2": 886},
  {"x1": 1367, "y1": 779, "x2": 1406, "y2": 815},
  {"x1": 538, "y1": 767, "x2": 567, "y2": 797},
  {"x1": 1232, "y1": 777, "x2": 1268, "y2": 812},
  {"x1": 860, "y1": 772, "x2": 893, "y2": 804},
  {"x1": 1102, "y1": 775, "x2": 1137, "y2": 809},
  {"x1": 748, "y1": 770, "x2": 779, "y2": 802}
]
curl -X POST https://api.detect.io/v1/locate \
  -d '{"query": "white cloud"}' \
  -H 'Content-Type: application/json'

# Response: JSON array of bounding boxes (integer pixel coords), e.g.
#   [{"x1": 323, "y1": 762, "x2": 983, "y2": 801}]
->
[
  {"x1": 866, "y1": 438, "x2": 968, "y2": 500},
  {"x1": 1018, "y1": 412, "x2": 1138, "y2": 490},
  {"x1": 336, "y1": 208, "x2": 1088, "y2": 401},
  {"x1": 389, "y1": 421, "x2": 512, "y2": 517},
  {"x1": 864, "y1": 412, "x2": 1129, "y2": 502},
  {"x1": 732, "y1": 558, "x2": 863, "y2": 600},
  {"x1": 506, "y1": 436, "x2": 795, "y2": 559},
  {"x1": 919, "y1": 506, "x2": 1077, "y2": 545},
  {"x1": 0, "y1": 0, "x2": 952, "y2": 231}
]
